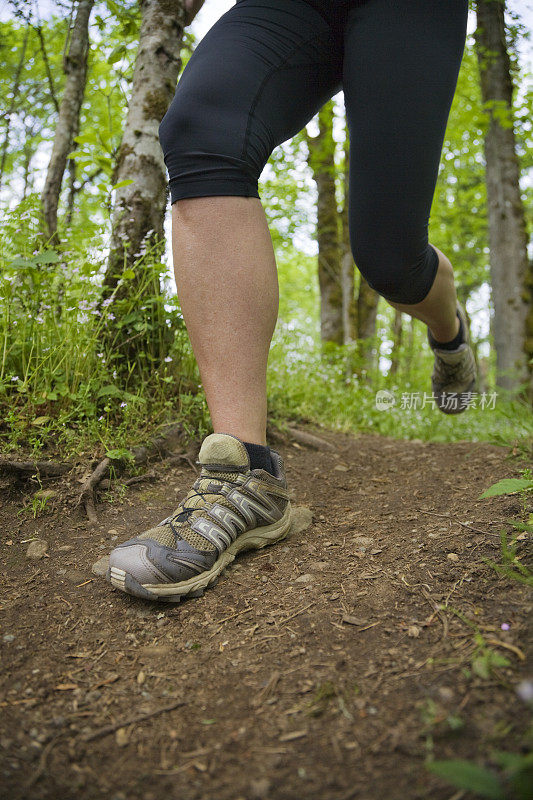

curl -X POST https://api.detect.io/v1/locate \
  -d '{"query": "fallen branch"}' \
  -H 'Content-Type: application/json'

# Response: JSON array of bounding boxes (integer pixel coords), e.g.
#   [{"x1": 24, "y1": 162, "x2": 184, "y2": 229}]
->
[
  {"x1": 98, "y1": 472, "x2": 156, "y2": 490},
  {"x1": 268, "y1": 424, "x2": 335, "y2": 452},
  {"x1": 0, "y1": 460, "x2": 71, "y2": 477},
  {"x1": 83, "y1": 699, "x2": 185, "y2": 742}
]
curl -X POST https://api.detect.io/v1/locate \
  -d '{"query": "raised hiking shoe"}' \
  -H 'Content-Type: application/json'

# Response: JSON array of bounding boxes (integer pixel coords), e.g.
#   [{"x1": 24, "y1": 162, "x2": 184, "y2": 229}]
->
[
  {"x1": 106, "y1": 433, "x2": 292, "y2": 602},
  {"x1": 427, "y1": 301, "x2": 477, "y2": 414}
]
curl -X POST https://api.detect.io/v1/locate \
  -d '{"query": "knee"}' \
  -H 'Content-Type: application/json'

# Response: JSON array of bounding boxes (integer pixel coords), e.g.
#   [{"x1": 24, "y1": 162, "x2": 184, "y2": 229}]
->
[
  {"x1": 351, "y1": 235, "x2": 439, "y2": 306},
  {"x1": 158, "y1": 91, "x2": 260, "y2": 203}
]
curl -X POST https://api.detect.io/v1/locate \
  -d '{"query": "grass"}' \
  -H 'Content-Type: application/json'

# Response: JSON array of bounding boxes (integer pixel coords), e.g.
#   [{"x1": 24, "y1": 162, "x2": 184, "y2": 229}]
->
[
  {"x1": 423, "y1": 475, "x2": 533, "y2": 800},
  {"x1": 1, "y1": 199, "x2": 531, "y2": 464}
]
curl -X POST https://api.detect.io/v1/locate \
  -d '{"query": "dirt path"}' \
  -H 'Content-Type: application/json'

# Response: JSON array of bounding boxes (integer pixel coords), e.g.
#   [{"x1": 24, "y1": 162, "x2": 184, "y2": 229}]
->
[{"x1": 1, "y1": 428, "x2": 531, "y2": 800}]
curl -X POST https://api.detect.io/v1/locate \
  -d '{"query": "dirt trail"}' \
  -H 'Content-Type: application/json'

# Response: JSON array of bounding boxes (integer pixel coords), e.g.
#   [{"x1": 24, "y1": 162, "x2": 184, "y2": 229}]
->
[{"x1": 1, "y1": 428, "x2": 531, "y2": 800}]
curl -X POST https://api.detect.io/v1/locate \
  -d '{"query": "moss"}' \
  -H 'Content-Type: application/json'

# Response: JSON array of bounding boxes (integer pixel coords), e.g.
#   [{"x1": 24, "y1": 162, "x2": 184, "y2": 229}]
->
[
  {"x1": 111, "y1": 142, "x2": 135, "y2": 185},
  {"x1": 143, "y1": 89, "x2": 170, "y2": 122},
  {"x1": 156, "y1": 0, "x2": 185, "y2": 16}
]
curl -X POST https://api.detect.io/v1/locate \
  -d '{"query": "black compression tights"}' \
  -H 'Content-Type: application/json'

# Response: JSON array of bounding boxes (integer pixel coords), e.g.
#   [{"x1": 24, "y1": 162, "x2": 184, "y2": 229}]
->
[{"x1": 158, "y1": 0, "x2": 468, "y2": 304}]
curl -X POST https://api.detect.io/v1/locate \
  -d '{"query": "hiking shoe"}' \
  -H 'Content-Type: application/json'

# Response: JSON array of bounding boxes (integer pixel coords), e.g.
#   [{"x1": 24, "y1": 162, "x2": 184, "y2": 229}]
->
[
  {"x1": 106, "y1": 433, "x2": 291, "y2": 602},
  {"x1": 427, "y1": 301, "x2": 477, "y2": 414}
]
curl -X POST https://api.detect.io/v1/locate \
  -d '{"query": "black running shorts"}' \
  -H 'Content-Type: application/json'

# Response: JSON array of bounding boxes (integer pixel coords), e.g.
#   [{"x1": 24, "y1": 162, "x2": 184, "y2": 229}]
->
[{"x1": 158, "y1": 0, "x2": 468, "y2": 304}]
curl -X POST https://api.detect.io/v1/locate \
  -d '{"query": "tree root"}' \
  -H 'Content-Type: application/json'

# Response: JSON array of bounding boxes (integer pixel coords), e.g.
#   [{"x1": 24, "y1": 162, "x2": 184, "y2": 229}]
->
[
  {"x1": 268, "y1": 424, "x2": 335, "y2": 452},
  {"x1": 0, "y1": 460, "x2": 72, "y2": 477},
  {"x1": 76, "y1": 422, "x2": 192, "y2": 523}
]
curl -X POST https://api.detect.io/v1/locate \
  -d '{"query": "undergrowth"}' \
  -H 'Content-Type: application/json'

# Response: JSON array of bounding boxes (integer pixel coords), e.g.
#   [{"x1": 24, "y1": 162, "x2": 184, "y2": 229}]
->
[{"x1": 1, "y1": 199, "x2": 531, "y2": 462}]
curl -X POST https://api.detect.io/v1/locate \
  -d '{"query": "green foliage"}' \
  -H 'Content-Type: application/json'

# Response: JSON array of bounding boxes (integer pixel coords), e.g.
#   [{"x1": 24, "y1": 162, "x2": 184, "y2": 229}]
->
[
  {"x1": 480, "y1": 478, "x2": 533, "y2": 498},
  {"x1": 478, "y1": 469, "x2": 533, "y2": 588},
  {"x1": 426, "y1": 758, "x2": 506, "y2": 800},
  {"x1": 0, "y1": 8, "x2": 531, "y2": 464},
  {"x1": 427, "y1": 749, "x2": 533, "y2": 800}
]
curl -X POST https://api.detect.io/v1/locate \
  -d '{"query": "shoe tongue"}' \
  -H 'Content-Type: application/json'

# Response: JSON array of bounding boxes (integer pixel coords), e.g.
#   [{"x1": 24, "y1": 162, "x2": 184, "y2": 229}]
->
[
  {"x1": 198, "y1": 433, "x2": 250, "y2": 470},
  {"x1": 434, "y1": 344, "x2": 467, "y2": 364}
]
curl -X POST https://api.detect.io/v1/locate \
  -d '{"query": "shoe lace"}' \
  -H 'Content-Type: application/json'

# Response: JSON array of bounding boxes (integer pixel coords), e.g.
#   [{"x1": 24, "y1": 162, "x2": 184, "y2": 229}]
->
[
  {"x1": 167, "y1": 470, "x2": 242, "y2": 525},
  {"x1": 434, "y1": 350, "x2": 474, "y2": 385}
]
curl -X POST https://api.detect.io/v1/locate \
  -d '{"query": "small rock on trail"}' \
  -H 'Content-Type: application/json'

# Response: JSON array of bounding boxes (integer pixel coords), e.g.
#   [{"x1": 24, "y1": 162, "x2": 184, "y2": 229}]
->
[{"x1": 26, "y1": 539, "x2": 48, "y2": 559}]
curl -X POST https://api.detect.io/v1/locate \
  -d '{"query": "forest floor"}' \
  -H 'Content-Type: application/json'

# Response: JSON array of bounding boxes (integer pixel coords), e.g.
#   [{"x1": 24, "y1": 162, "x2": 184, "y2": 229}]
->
[{"x1": 0, "y1": 426, "x2": 531, "y2": 800}]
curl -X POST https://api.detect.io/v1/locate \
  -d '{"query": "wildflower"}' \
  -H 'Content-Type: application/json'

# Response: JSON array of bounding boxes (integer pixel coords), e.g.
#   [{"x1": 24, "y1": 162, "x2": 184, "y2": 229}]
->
[
  {"x1": 500, "y1": 622, "x2": 510, "y2": 631},
  {"x1": 164, "y1": 356, "x2": 172, "y2": 363},
  {"x1": 120, "y1": 402, "x2": 127, "y2": 408},
  {"x1": 11, "y1": 376, "x2": 19, "y2": 382},
  {"x1": 516, "y1": 680, "x2": 533, "y2": 704}
]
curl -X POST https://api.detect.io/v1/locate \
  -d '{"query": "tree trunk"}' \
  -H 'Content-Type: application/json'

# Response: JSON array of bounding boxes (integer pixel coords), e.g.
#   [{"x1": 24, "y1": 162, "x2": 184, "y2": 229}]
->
[
  {"x1": 357, "y1": 276, "x2": 379, "y2": 374},
  {"x1": 101, "y1": 0, "x2": 190, "y2": 366},
  {"x1": 389, "y1": 309, "x2": 403, "y2": 376},
  {"x1": 340, "y1": 121, "x2": 357, "y2": 344},
  {"x1": 306, "y1": 100, "x2": 343, "y2": 345},
  {"x1": 474, "y1": 0, "x2": 532, "y2": 397},
  {"x1": 41, "y1": 0, "x2": 93, "y2": 241}
]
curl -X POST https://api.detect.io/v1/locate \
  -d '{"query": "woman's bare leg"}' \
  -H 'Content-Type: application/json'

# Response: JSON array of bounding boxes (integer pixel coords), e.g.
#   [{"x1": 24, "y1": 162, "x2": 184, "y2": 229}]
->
[
  {"x1": 171, "y1": 195, "x2": 278, "y2": 446},
  {"x1": 387, "y1": 245, "x2": 461, "y2": 342}
]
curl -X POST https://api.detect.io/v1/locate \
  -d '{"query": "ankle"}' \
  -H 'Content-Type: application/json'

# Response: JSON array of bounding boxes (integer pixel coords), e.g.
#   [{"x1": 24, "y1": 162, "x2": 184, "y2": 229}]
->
[
  {"x1": 428, "y1": 310, "x2": 465, "y2": 351},
  {"x1": 242, "y1": 440, "x2": 275, "y2": 475}
]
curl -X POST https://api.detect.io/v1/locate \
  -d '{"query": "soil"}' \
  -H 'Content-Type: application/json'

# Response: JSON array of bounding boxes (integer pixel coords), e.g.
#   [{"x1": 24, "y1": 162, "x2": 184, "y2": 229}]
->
[{"x1": 1, "y1": 427, "x2": 531, "y2": 800}]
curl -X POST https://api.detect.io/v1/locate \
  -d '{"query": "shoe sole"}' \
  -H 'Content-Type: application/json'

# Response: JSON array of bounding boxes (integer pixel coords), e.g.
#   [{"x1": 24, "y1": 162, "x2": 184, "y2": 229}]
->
[
  {"x1": 107, "y1": 502, "x2": 292, "y2": 602},
  {"x1": 434, "y1": 380, "x2": 477, "y2": 414}
]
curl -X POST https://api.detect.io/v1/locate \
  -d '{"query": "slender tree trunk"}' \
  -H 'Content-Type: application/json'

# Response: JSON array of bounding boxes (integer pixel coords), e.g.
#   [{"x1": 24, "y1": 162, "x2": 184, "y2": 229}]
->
[
  {"x1": 41, "y1": 0, "x2": 93, "y2": 241},
  {"x1": 389, "y1": 309, "x2": 403, "y2": 376},
  {"x1": 356, "y1": 276, "x2": 379, "y2": 374},
  {"x1": 340, "y1": 121, "x2": 357, "y2": 344},
  {"x1": 101, "y1": 0, "x2": 192, "y2": 366},
  {"x1": 21, "y1": 125, "x2": 37, "y2": 202},
  {"x1": 0, "y1": 23, "x2": 29, "y2": 191},
  {"x1": 405, "y1": 316, "x2": 416, "y2": 379},
  {"x1": 306, "y1": 100, "x2": 343, "y2": 345},
  {"x1": 474, "y1": 0, "x2": 532, "y2": 397},
  {"x1": 65, "y1": 156, "x2": 77, "y2": 228}
]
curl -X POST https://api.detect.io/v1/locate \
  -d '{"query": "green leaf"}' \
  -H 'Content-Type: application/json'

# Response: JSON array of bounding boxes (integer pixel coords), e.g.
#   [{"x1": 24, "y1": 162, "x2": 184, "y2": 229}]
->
[
  {"x1": 33, "y1": 251, "x2": 60, "y2": 264},
  {"x1": 479, "y1": 479, "x2": 533, "y2": 499},
  {"x1": 74, "y1": 132, "x2": 100, "y2": 146},
  {"x1": 32, "y1": 416, "x2": 50, "y2": 426},
  {"x1": 97, "y1": 385, "x2": 122, "y2": 398},
  {"x1": 106, "y1": 0, "x2": 122, "y2": 14},
  {"x1": 112, "y1": 179, "x2": 134, "y2": 190},
  {"x1": 105, "y1": 448, "x2": 132, "y2": 461},
  {"x1": 8, "y1": 258, "x2": 36, "y2": 269},
  {"x1": 122, "y1": 269, "x2": 135, "y2": 280},
  {"x1": 426, "y1": 759, "x2": 505, "y2": 799},
  {"x1": 107, "y1": 44, "x2": 126, "y2": 65}
]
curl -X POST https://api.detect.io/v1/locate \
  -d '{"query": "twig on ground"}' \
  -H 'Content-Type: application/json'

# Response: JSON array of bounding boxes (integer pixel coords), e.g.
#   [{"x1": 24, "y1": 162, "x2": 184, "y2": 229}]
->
[
  {"x1": 24, "y1": 734, "x2": 64, "y2": 789},
  {"x1": 77, "y1": 457, "x2": 110, "y2": 523},
  {"x1": 414, "y1": 508, "x2": 501, "y2": 537},
  {"x1": 98, "y1": 472, "x2": 156, "y2": 490},
  {"x1": 419, "y1": 586, "x2": 449, "y2": 639},
  {"x1": 82, "y1": 699, "x2": 185, "y2": 742}
]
